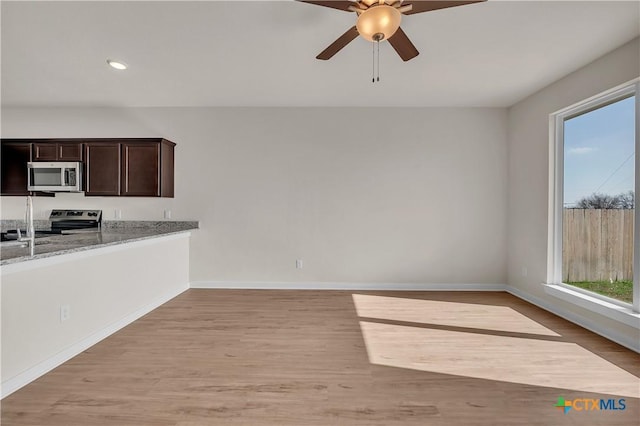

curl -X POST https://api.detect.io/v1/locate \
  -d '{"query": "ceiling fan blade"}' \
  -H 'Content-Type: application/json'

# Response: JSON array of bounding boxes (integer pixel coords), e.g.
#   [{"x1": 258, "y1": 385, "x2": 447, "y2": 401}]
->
[
  {"x1": 297, "y1": 0, "x2": 355, "y2": 12},
  {"x1": 402, "y1": 0, "x2": 486, "y2": 15},
  {"x1": 316, "y1": 26, "x2": 360, "y2": 60},
  {"x1": 387, "y1": 27, "x2": 419, "y2": 61}
]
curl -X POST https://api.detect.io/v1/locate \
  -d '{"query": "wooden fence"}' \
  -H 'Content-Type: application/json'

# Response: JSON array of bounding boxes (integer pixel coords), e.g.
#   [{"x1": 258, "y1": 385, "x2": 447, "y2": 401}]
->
[{"x1": 563, "y1": 209, "x2": 634, "y2": 282}]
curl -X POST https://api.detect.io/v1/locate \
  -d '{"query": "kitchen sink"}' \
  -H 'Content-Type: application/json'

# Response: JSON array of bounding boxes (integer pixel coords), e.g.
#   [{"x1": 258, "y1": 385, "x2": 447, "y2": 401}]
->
[
  {"x1": 1, "y1": 230, "x2": 61, "y2": 242},
  {"x1": 0, "y1": 238, "x2": 52, "y2": 248},
  {"x1": 0, "y1": 230, "x2": 57, "y2": 249},
  {"x1": 0, "y1": 240, "x2": 29, "y2": 248}
]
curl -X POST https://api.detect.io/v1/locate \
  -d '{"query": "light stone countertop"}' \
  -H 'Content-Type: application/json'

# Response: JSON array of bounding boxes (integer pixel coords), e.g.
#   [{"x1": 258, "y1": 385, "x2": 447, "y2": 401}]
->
[{"x1": 0, "y1": 221, "x2": 199, "y2": 266}]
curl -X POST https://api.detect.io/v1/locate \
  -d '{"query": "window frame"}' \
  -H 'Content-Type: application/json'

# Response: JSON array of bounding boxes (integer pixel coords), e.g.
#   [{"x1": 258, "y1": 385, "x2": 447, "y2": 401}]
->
[{"x1": 547, "y1": 78, "x2": 640, "y2": 318}]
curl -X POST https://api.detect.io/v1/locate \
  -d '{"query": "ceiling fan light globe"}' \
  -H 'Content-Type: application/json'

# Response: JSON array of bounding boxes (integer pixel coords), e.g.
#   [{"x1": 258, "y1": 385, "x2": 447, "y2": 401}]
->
[{"x1": 356, "y1": 5, "x2": 401, "y2": 42}]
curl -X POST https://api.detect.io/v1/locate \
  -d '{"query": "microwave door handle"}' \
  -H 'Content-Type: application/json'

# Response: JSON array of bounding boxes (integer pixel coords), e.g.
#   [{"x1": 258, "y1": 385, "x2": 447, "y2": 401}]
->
[{"x1": 63, "y1": 168, "x2": 68, "y2": 186}]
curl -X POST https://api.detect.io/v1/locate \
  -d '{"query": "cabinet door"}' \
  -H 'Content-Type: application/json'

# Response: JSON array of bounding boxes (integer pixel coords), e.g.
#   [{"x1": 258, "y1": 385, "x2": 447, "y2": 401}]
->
[
  {"x1": 58, "y1": 143, "x2": 83, "y2": 161},
  {"x1": 160, "y1": 140, "x2": 175, "y2": 197},
  {"x1": 1, "y1": 143, "x2": 31, "y2": 195},
  {"x1": 33, "y1": 143, "x2": 58, "y2": 161},
  {"x1": 33, "y1": 142, "x2": 83, "y2": 161},
  {"x1": 121, "y1": 143, "x2": 160, "y2": 196},
  {"x1": 84, "y1": 143, "x2": 121, "y2": 196}
]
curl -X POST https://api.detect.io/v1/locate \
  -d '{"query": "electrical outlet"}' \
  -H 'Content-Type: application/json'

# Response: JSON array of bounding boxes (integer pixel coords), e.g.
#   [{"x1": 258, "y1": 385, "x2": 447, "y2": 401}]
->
[
  {"x1": 164, "y1": 209, "x2": 172, "y2": 219},
  {"x1": 60, "y1": 305, "x2": 71, "y2": 322},
  {"x1": 114, "y1": 209, "x2": 122, "y2": 219},
  {"x1": 296, "y1": 259, "x2": 303, "y2": 269},
  {"x1": 521, "y1": 266, "x2": 528, "y2": 277}
]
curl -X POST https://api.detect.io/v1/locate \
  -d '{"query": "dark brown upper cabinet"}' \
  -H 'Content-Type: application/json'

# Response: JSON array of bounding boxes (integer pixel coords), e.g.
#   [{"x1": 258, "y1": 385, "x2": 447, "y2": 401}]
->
[
  {"x1": 119, "y1": 139, "x2": 174, "y2": 197},
  {"x1": 1, "y1": 138, "x2": 175, "y2": 197},
  {"x1": 84, "y1": 138, "x2": 175, "y2": 197},
  {"x1": 84, "y1": 142, "x2": 122, "y2": 196},
  {"x1": 33, "y1": 141, "x2": 83, "y2": 161},
  {"x1": 159, "y1": 140, "x2": 175, "y2": 198},
  {"x1": 1, "y1": 142, "x2": 31, "y2": 195},
  {"x1": 122, "y1": 142, "x2": 160, "y2": 196}
]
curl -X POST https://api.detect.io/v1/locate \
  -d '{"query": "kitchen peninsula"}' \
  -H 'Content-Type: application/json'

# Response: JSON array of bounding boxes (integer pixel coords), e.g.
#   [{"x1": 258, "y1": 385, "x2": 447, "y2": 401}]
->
[
  {"x1": 1, "y1": 220, "x2": 198, "y2": 398},
  {"x1": 1, "y1": 220, "x2": 198, "y2": 266}
]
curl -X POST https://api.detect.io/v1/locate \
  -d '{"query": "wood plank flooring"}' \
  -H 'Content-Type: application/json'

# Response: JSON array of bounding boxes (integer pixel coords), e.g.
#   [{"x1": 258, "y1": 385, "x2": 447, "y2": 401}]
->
[{"x1": 2, "y1": 290, "x2": 639, "y2": 425}]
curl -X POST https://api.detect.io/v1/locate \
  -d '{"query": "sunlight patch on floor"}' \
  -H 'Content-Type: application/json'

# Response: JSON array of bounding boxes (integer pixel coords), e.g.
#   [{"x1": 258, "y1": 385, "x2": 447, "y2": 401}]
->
[
  {"x1": 352, "y1": 294, "x2": 559, "y2": 336},
  {"x1": 359, "y1": 321, "x2": 640, "y2": 398}
]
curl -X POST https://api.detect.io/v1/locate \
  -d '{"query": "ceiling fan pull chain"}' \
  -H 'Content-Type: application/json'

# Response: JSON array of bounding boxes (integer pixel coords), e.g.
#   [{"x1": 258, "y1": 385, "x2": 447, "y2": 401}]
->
[
  {"x1": 372, "y1": 41, "x2": 375, "y2": 83},
  {"x1": 377, "y1": 39, "x2": 380, "y2": 82}
]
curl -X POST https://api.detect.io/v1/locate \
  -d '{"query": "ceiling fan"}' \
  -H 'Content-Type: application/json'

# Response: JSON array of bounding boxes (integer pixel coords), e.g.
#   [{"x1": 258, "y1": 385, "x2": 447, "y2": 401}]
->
[{"x1": 299, "y1": 0, "x2": 486, "y2": 62}]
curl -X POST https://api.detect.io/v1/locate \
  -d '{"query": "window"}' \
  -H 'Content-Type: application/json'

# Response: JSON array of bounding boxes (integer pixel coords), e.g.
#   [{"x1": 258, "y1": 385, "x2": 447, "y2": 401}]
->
[{"x1": 549, "y1": 79, "x2": 639, "y2": 318}]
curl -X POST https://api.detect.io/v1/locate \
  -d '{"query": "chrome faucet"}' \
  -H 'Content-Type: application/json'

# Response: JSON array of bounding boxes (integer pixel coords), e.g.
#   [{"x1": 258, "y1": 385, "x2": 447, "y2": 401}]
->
[{"x1": 17, "y1": 195, "x2": 35, "y2": 254}]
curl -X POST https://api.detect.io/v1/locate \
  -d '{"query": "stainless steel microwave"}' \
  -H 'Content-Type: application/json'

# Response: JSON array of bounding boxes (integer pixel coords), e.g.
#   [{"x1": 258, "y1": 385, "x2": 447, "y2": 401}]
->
[{"x1": 27, "y1": 162, "x2": 82, "y2": 192}]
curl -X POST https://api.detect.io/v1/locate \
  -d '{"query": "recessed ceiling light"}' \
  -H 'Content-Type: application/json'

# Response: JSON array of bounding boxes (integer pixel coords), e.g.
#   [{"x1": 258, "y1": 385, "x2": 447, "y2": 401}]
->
[{"x1": 107, "y1": 59, "x2": 127, "y2": 70}]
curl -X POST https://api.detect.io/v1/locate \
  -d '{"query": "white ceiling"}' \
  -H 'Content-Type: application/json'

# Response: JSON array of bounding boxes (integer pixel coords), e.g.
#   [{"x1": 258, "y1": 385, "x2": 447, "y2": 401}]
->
[{"x1": 1, "y1": 1, "x2": 638, "y2": 107}]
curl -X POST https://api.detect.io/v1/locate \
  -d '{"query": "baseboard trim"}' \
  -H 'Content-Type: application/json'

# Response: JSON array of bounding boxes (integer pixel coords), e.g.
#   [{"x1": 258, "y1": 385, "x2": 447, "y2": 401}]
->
[
  {"x1": 505, "y1": 285, "x2": 640, "y2": 353},
  {"x1": 0, "y1": 285, "x2": 189, "y2": 399},
  {"x1": 190, "y1": 281, "x2": 507, "y2": 291}
]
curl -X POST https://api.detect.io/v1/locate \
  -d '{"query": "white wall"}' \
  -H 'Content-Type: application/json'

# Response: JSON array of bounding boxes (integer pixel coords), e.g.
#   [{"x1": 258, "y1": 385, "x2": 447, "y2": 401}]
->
[
  {"x1": 1, "y1": 107, "x2": 508, "y2": 284},
  {"x1": 1, "y1": 234, "x2": 190, "y2": 396},
  {"x1": 507, "y1": 38, "x2": 640, "y2": 344}
]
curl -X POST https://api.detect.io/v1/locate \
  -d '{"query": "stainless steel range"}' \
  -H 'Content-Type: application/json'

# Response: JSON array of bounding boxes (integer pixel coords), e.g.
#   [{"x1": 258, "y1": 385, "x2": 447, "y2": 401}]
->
[
  {"x1": 49, "y1": 209, "x2": 102, "y2": 232},
  {"x1": 1, "y1": 209, "x2": 102, "y2": 242}
]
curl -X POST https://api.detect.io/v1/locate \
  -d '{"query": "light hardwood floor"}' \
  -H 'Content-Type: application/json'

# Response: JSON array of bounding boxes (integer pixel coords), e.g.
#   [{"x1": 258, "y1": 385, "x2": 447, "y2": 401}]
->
[{"x1": 2, "y1": 290, "x2": 639, "y2": 425}]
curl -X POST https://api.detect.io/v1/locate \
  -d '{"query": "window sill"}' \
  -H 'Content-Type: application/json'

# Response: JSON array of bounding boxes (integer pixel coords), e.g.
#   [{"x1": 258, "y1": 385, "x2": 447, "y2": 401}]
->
[{"x1": 543, "y1": 284, "x2": 639, "y2": 329}]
